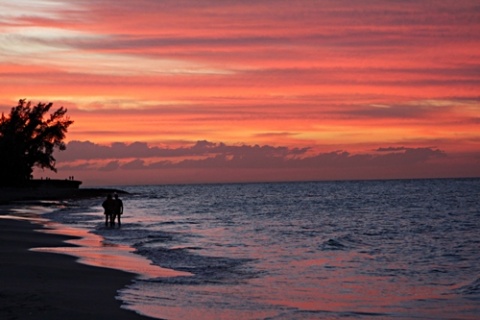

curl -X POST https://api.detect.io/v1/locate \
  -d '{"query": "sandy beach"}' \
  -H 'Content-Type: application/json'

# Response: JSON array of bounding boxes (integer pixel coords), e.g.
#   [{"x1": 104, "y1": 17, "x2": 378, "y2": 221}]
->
[{"x1": 0, "y1": 208, "x2": 156, "y2": 319}]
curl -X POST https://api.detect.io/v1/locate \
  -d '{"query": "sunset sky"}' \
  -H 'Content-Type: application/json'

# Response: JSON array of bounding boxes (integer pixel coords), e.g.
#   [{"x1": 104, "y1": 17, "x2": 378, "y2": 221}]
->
[{"x1": 1, "y1": 0, "x2": 479, "y2": 186}]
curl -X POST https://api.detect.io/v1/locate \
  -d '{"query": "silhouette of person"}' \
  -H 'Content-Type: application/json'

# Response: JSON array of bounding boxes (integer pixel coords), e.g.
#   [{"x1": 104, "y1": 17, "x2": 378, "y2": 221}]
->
[
  {"x1": 102, "y1": 194, "x2": 115, "y2": 227},
  {"x1": 113, "y1": 193, "x2": 124, "y2": 227}
]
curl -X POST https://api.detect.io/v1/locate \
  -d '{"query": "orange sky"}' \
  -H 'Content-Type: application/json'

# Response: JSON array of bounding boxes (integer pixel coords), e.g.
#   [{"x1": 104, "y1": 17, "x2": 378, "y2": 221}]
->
[{"x1": 1, "y1": 1, "x2": 479, "y2": 185}]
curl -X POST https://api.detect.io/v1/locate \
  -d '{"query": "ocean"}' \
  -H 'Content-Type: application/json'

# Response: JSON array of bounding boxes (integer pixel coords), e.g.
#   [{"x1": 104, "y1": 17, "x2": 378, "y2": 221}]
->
[{"x1": 39, "y1": 178, "x2": 480, "y2": 319}]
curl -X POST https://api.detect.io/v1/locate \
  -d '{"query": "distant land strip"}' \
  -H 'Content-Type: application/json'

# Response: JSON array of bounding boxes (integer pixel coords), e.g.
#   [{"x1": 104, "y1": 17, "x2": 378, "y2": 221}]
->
[{"x1": 0, "y1": 180, "x2": 127, "y2": 204}]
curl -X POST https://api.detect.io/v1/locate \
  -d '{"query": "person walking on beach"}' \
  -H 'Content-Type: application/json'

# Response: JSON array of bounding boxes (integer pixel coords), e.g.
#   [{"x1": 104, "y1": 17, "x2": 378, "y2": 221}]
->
[
  {"x1": 113, "y1": 193, "x2": 124, "y2": 227},
  {"x1": 102, "y1": 194, "x2": 115, "y2": 227}
]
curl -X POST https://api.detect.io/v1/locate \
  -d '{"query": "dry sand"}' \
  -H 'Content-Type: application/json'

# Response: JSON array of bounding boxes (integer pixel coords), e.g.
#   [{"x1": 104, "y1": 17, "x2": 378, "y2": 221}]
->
[{"x1": 0, "y1": 213, "x2": 157, "y2": 319}]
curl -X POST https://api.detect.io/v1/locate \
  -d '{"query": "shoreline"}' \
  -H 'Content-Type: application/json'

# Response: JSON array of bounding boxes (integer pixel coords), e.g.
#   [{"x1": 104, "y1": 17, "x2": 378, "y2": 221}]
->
[
  {"x1": 0, "y1": 187, "x2": 127, "y2": 205},
  {"x1": 0, "y1": 204, "x2": 158, "y2": 319}
]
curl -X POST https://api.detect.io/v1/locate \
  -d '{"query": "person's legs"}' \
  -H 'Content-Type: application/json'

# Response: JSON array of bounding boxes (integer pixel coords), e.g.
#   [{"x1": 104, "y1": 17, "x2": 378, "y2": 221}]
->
[
  {"x1": 105, "y1": 214, "x2": 109, "y2": 227},
  {"x1": 117, "y1": 214, "x2": 121, "y2": 227}
]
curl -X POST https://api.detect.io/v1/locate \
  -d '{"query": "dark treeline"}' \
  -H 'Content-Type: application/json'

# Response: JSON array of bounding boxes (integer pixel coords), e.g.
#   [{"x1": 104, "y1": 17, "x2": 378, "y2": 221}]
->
[{"x1": 0, "y1": 99, "x2": 73, "y2": 187}]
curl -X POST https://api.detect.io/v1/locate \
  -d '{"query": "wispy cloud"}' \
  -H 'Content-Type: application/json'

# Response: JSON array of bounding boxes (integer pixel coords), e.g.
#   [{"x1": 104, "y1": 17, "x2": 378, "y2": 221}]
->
[{"x1": 2, "y1": 0, "x2": 480, "y2": 184}]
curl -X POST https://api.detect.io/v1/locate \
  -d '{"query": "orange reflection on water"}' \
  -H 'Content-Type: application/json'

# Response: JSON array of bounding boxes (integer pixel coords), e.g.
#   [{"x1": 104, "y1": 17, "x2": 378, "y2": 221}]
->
[
  {"x1": 254, "y1": 251, "x2": 449, "y2": 318},
  {"x1": 31, "y1": 221, "x2": 191, "y2": 279}
]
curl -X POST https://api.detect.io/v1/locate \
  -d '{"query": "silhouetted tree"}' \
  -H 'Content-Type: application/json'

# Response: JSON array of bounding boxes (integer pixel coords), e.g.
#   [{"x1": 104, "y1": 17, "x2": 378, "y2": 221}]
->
[{"x1": 0, "y1": 99, "x2": 73, "y2": 186}]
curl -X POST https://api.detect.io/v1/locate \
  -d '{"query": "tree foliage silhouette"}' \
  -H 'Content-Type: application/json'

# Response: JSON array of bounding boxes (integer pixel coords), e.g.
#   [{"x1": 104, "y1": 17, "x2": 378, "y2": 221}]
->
[{"x1": 0, "y1": 99, "x2": 73, "y2": 186}]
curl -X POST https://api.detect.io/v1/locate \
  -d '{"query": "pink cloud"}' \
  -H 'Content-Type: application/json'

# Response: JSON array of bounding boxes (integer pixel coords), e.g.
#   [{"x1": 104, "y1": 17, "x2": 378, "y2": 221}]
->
[
  {"x1": 4, "y1": 0, "x2": 480, "y2": 186},
  {"x1": 42, "y1": 140, "x2": 479, "y2": 186}
]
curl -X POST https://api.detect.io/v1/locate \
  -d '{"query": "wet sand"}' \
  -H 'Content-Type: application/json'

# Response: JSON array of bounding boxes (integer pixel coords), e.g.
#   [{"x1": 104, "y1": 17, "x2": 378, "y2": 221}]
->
[{"x1": 0, "y1": 217, "x2": 157, "y2": 320}]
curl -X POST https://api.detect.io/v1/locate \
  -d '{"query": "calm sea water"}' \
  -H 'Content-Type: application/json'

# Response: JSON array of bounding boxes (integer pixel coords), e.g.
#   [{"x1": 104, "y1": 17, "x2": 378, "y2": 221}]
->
[{"x1": 43, "y1": 179, "x2": 480, "y2": 319}]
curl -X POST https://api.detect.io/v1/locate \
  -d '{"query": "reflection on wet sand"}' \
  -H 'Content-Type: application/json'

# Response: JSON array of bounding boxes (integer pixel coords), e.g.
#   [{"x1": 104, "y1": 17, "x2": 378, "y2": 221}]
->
[{"x1": 31, "y1": 221, "x2": 191, "y2": 280}]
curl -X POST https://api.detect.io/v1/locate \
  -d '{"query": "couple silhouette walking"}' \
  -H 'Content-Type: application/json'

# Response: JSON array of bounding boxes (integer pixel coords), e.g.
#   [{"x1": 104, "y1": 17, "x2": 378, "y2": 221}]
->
[{"x1": 102, "y1": 193, "x2": 123, "y2": 227}]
